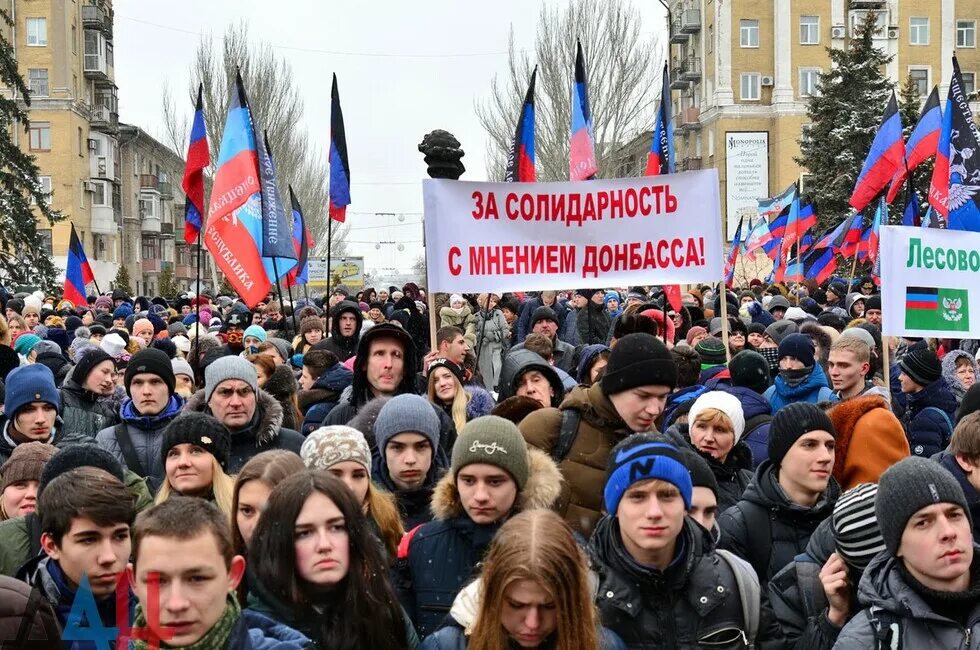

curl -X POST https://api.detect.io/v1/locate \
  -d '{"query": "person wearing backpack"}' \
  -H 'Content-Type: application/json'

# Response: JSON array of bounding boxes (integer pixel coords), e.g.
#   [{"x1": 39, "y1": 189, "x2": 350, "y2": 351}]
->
[
  {"x1": 833, "y1": 457, "x2": 980, "y2": 649},
  {"x1": 519, "y1": 333, "x2": 677, "y2": 537},
  {"x1": 588, "y1": 433, "x2": 786, "y2": 649},
  {"x1": 768, "y1": 483, "x2": 885, "y2": 650},
  {"x1": 724, "y1": 350, "x2": 774, "y2": 469},
  {"x1": 718, "y1": 402, "x2": 842, "y2": 588},
  {"x1": 95, "y1": 349, "x2": 185, "y2": 492},
  {"x1": 897, "y1": 348, "x2": 957, "y2": 458}
]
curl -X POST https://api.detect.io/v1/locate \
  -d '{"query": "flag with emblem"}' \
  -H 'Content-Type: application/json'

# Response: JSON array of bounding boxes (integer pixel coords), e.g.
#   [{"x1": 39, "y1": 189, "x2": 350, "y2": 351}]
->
[{"x1": 905, "y1": 286, "x2": 970, "y2": 332}]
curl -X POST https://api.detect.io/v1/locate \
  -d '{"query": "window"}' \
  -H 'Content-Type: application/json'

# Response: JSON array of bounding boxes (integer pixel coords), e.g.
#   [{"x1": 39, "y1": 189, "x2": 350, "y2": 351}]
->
[
  {"x1": 25, "y1": 18, "x2": 46, "y2": 46},
  {"x1": 142, "y1": 240, "x2": 157, "y2": 260},
  {"x1": 909, "y1": 68, "x2": 930, "y2": 96},
  {"x1": 741, "y1": 73, "x2": 761, "y2": 100},
  {"x1": 958, "y1": 21, "x2": 976, "y2": 48},
  {"x1": 910, "y1": 17, "x2": 929, "y2": 45},
  {"x1": 29, "y1": 123, "x2": 51, "y2": 150},
  {"x1": 962, "y1": 72, "x2": 976, "y2": 98},
  {"x1": 92, "y1": 181, "x2": 109, "y2": 207},
  {"x1": 139, "y1": 196, "x2": 157, "y2": 217},
  {"x1": 72, "y1": 74, "x2": 78, "y2": 98},
  {"x1": 740, "y1": 20, "x2": 759, "y2": 47},
  {"x1": 78, "y1": 127, "x2": 84, "y2": 157},
  {"x1": 30, "y1": 176, "x2": 51, "y2": 206},
  {"x1": 800, "y1": 16, "x2": 819, "y2": 45},
  {"x1": 800, "y1": 68, "x2": 821, "y2": 97},
  {"x1": 71, "y1": 24, "x2": 77, "y2": 54},
  {"x1": 28, "y1": 69, "x2": 48, "y2": 97}
]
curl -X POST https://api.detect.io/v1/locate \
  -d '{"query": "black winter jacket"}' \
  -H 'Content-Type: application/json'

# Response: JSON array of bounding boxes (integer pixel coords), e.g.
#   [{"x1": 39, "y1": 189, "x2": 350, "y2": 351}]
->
[
  {"x1": 665, "y1": 424, "x2": 753, "y2": 513},
  {"x1": 767, "y1": 518, "x2": 854, "y2": 650},
  {"x1": 902, "y1": 378, "x2": 957, "y2": 458},
  {"x1": 588, "y1": 516, "x2": 785, "y2": 649},
  {"x1": 718, "y1": 459, "x2": 841, "y2": 587}
]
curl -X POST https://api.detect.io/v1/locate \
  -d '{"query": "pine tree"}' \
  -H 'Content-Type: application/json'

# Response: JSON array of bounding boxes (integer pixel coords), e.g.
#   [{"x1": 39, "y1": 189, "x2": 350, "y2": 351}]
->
[
  {"x1": 896, "y1": 73, "x2": 933, "y2": 223},
  {"x1": 113, "y1": 265, "x2": 133, "y2": 295},
  {"x1": 157, "y1": 265, "x2": 178, "y2": 298},
  {"x1": 796, "y1": 13, "x2": 894, "y2": 230},
  {"x1": 0, "y1": 9, "x2": 62, "y2": 292},
  {"x1": 218, "y1": 273, "x2": 235, "y2": 296}
]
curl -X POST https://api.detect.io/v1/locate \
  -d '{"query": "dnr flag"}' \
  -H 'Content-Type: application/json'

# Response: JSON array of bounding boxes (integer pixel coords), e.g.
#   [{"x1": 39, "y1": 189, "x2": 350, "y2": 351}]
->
[{"x1": 905, "y1": 286, "x2": 970, "y2": 332}]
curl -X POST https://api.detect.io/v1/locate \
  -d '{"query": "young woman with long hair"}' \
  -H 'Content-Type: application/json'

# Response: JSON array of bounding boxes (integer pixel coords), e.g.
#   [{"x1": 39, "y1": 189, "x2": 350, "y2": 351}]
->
[
  {"x1": 246, "y1": 470, "x2": 418, "y2": 649},
  {"x1": 421, "y1": 509, "x2": 624, "y2": 650},
  {"x1": 300, "y1": 425, "x2": 404, "y2": 559},
  {"x1": 425, "y1": 358, "x2": 494, "y2": 431},
  {"x1": 154, "y1": 413, "x2": 235, "y2": 519},
  {"x1": 231, "y1": 449, "x2": 306, "y2": 556}
]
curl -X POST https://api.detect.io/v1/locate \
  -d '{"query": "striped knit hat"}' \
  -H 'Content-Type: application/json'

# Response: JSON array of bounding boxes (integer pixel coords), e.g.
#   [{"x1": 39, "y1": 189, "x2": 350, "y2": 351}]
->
[{"x1": 832, "y1": 482, "x2": 885, "y2": 571}]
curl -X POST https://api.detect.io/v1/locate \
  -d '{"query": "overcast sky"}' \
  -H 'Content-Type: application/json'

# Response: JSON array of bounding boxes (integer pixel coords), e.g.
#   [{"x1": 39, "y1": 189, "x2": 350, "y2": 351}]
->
[{"x1": 113, "y1": 0, "x2": 667, "y2": 278}]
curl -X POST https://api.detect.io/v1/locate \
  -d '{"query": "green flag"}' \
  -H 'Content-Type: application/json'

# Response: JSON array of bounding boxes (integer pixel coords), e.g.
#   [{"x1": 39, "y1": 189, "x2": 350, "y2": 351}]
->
[{"x1": 905, "y1": 286, "x2": 970, "y2": 332}]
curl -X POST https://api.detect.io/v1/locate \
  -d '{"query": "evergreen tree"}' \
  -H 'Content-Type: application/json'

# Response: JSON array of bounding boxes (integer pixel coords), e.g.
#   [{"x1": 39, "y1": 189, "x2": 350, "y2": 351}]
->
[
  {"x1": 896, "y1": 73, "x2": 933, "y2": 223},
  {"x1": 157, "y1": 265, "x2": 178, "y2": 298},
  {"x1": 113, "y1": 265, "x2": 133, "y2": 295},
  {"x1": 0, "y1": 9, "x2": 62, "y2": 291},
  {"x1": 218, "y1": 273, "x2": 235, "y2": 296},
  {"x1": 797, "y1": 13, "x2": 894, "y2": 230}
]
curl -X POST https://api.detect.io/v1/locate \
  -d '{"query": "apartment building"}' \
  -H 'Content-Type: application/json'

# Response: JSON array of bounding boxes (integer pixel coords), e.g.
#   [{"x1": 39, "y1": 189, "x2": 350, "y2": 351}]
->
[
  {"x1": 4, "y1": 0, "x2": 122, "y2": 288},
  {"x1": 621, "y1": 0, "x2": 980, "y2": 240}
]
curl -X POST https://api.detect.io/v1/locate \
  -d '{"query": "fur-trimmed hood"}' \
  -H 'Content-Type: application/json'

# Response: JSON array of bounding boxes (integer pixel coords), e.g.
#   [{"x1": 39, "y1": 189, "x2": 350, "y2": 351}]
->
[
  {"x1": 464, "y1": 386, "x2": 495, "y2": 420},
  {"x1": 262, "y1": 362, "x2": 298, "y2": 401},
  {"x1": 185, "y1": 387, "x2": 285, "y2": 446},
  {"x1": 429, "y1": 447, "x2": 562, "y2": 521}
]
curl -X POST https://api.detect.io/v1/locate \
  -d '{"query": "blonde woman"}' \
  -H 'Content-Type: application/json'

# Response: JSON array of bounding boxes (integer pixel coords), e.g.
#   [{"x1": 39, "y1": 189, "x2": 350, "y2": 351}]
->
[
  {"x1": 154, "y1": 412, "x2": 235, "y2": 519},
  {"x1": 421, "y1": 509, "x2": 625, "y2": 649},
  {"x1": 426, "y1": 357, "x2": 494, "y2": 431}
]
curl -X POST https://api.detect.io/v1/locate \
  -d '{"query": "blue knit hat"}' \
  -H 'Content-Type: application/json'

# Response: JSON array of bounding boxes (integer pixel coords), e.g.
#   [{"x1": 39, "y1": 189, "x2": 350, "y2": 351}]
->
[
  {"x1": 112, "y1": 304, "x2": 133, "y2": 320},
  {"x1": 243, "y1": 325, "x2": 268, "y2": 343},
  {"x1": 13, "y1": 334, "x2": 41, "y2": 357},
  {"x1": 604, "y1": 435, "x2": 692, "y2": 514},
  {"x1": 5, "y1": 364, "x2": 60, "y2": 418}
]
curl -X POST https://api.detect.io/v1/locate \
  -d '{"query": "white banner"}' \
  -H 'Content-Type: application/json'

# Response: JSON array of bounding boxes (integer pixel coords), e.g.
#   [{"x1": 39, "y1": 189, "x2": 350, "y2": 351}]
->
[
  {"x1": 880, "y1": 225, "x2": 980, "y2": 338},
  {"x1": 422, "y1": 171, "x2": 724, "y2": 294},
  {"x1": 725, "y1": 131, "x2": 769, "y2": 241}
]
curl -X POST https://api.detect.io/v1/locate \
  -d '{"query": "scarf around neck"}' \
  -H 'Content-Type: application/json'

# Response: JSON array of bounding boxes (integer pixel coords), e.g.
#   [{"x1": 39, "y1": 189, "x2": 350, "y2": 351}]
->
[{"x1": 131, "y1": 593, "x2": 240, "y2": 650}]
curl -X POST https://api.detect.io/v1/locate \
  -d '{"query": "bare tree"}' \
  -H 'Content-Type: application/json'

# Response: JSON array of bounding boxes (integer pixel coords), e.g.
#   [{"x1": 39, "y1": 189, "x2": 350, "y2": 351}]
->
[
  {"x1": 477, "y1": 0, "x2": 662, "y2": 181},
  {"x1": 162, "y1": 23, "x2": 347, "y2": 258}
]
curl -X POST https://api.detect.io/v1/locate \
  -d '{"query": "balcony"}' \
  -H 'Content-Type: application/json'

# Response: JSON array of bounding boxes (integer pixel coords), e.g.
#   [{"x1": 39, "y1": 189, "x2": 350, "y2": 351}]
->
[
  {"x1": 141, "y1": 216, "x2": 161, "y2": 234},
  {"x1": 91, "y1": 205, "x2": 116, "y2": 235},
  {"x1": 849, "y1": 0, "x2": 885, "y2": 7},
  {"x1": 142, "y1": 258, "x2": 161, "y2": 274},
  {"x1": 82, "y1": 4, "x2": 112, "y2": 36},
  {"x1": 681, "y1": 9, "x2": 701, "y2": 33},
  {"x1": 158, "y1": 181, "x2": 174, "y2": 200},
  {"x1": 681, "y1": 57, "x2": 702, "y2": 83},
  {"x1": 670, "y1": 61, "x2": 689, "y2": 89},
  {"x1": 674, "y1": 106, "x2": 701, "y2": 132},
  {"x1": 83, "y1": 53, "x2": 109, "y2": 82},
  {"x1": 682, "y1": 157, "x2": 702, "y2": 171},
  {"x1": 175, "y1": 264, "x2": 194, "y2": 279},
  {"x1": 89, "y1": 104, "x2": 118, "y2": 134},
  {"x1": 160, "y1": 222, "x2": 174, "y2": 237},
  {"x1": 140, "y1": 174, "x2": 159, "y2": 191},
  {"x1": 669, "y1": 21, "x2": 689, "y2": 43}
]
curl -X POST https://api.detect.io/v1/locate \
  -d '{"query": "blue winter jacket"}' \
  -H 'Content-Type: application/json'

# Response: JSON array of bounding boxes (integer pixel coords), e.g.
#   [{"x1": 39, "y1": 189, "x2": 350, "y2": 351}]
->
[
  {"x1": 720, "y1": 385, "x2": 772, "y2": 468},
  {"x1": 661, "y1": 384, "x2": 706, "y2": 432},
  {"x1": 299, "y1": 362, "x2": 354, "y2": 435},
  {"x1": 902, "y1": 378, "x2": 957, "y2": 458},
  {"x1": 763, "y1": 364, "x2": 838, "y2": 411},
  {"x1": 420, "y1": 620, "x2": 627, "y2": 649},
  {"x1": 228, "y1": 609, "x2": 312, "y2": 649}
]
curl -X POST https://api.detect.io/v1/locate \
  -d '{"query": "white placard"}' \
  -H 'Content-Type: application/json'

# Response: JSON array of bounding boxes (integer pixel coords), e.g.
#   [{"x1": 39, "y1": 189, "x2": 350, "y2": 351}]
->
[
  {"x1": 880, "y1": 226, "x2": 980, "y2": 338},
  {"x1": 422, "y1": 171, "x2": 724, "y2": 294},
  {"x1": 725, "y1": 131, "x2": 769, "y2": 240}
]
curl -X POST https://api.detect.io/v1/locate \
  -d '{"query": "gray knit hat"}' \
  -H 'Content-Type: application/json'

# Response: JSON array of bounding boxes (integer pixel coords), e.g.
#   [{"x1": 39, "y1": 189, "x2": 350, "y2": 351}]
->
[
  {"x1": 876, "y1": 457, "x2": 972, "y2": 556},
  {"x1": 451, "y1": 416, "x2": 529, "y2": 490},
  {"x1": 204, "y1": 356, "x2": 258, "y2": 404},
  {"x1": 374, "y1": 394, "x2": 441, "y2": 454},
  {"x1": 301, "y1": 426, "x2": 371, "y2": 472},
  {"x1": 765, "y1": 319, "x2": 799, "y2": 344}
]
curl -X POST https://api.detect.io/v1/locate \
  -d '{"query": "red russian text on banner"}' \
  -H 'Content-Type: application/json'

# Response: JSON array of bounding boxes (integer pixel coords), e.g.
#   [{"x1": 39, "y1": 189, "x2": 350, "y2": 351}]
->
[{"x1": 423, "y1": 171, "x2": 724, "y2": 294}]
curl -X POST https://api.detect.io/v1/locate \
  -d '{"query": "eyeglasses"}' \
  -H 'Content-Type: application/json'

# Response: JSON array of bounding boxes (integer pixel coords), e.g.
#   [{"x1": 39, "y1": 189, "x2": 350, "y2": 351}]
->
[{"x1": 214, "y1": 386, "x2": 254, "y2": 399}]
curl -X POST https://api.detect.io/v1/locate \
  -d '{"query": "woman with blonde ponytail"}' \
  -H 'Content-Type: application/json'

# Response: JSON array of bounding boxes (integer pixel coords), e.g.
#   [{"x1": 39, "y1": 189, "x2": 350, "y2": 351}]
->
[{"x1": 421, "y1": 509, "x2": 625, "y2": 650}]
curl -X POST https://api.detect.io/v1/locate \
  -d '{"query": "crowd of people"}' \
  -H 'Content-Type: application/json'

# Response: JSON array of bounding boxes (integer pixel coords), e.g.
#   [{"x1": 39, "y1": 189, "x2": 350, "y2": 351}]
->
[{"x1": 0, "y1": 277, "x2": 977, "y2": 648}]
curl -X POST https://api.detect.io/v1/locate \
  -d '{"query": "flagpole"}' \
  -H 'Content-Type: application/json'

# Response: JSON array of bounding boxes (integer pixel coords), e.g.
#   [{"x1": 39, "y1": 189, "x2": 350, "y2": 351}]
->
[
  {"x1": 193, "y1": 226, "x2": 203, "y2": 384},
  {"x1": 325, "y1": 218, "x2": 333, "y2": 301},
  {"x1": 718, "y1": 281, "x2": 731, "y2": 363},
  {"x1": 303, "y1": 283, "x2": 310, "y2": 305},
  {"x1": 271, "y1": 257, "x2": 288, "y2": 335},
  {"x1": 285, "y1": 276, "x2": 297, "y2": 333}
]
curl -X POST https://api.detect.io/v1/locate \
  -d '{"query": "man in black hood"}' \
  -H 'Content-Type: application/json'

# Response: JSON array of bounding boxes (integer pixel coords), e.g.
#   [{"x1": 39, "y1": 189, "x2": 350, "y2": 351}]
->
[
  {"x1": 321, "y1": 300, "x2": 363, "y2": 362},
  {"x1": 322, "y1": 323, "x2": 419, "y2": 425}
]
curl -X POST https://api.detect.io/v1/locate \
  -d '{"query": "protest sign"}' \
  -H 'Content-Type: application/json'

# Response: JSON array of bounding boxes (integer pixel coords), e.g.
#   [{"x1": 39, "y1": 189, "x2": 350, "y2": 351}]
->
[
  {"x1": 880, "y1": 225, "x2": 980, "y2": 338},
  {"x1": 422, "y1": 171, "x2": 724, "y2": 293}
]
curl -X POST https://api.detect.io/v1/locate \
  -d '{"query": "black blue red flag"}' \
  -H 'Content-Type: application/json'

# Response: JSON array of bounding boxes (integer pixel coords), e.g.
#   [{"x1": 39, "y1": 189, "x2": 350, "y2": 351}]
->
[
  {"x1": 63, "y1": 224, "x2": 94, "y2": 306},
  {"x1": 329, "y1": 73, "x2": 351, "y2": 223},
  {"x1": 505, "y1": 68, "x2": 537, "y2": 183},
  {"x1": 850, "y1": 91, "x2": 905, "y2": 213},
  {"x1": 887, "y1": 85, "x2": 941, "y2": 203},
  {"x1": 569, "y1": 40, "x2": 598, "y2": 181},
  {"x1": 646, "y1": 63, "x2": 675, "y2": 176}
]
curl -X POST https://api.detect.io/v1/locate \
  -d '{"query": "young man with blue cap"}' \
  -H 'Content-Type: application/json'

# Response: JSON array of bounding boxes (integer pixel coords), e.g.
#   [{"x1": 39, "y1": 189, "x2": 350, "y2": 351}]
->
[{"x1": 587, "y1": 432, "x2": 785, "y2": 648}]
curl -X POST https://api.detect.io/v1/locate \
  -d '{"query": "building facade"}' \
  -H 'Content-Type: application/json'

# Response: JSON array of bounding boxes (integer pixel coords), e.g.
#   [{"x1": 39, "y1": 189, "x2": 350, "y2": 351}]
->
[
  {"x1": 4, "y1": 0, "x2": 122, "y2": 289},
  {"x1": 622, "y1": 0, "x2": 980, "y2": 240}
]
